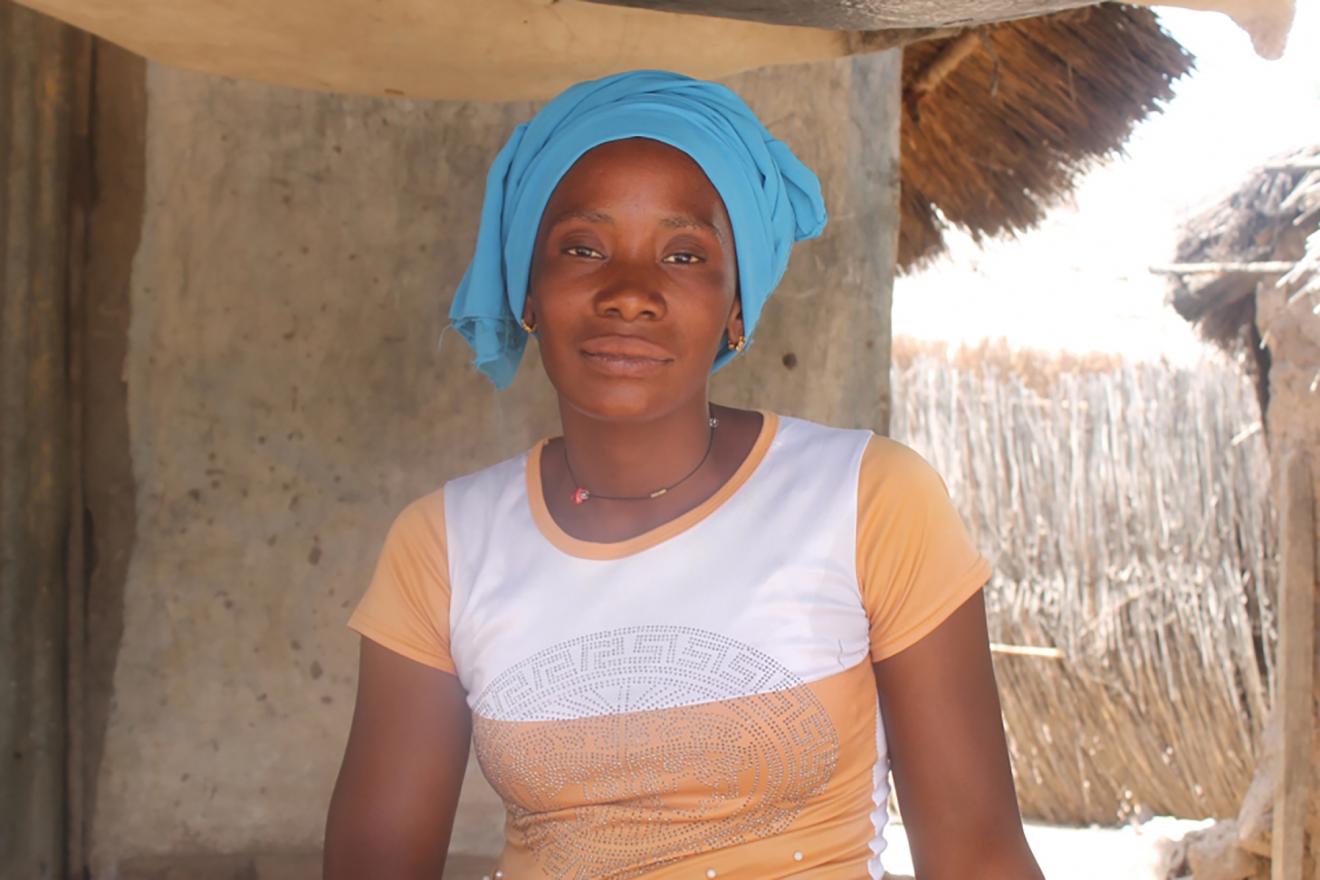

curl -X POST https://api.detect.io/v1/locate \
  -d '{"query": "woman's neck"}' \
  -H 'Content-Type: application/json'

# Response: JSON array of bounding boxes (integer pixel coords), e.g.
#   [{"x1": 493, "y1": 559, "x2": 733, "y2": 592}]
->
[
  {"x1": 558, "y1": 397, "x2": 715, "y2": 500},
  {"x1": 541, "y1": 400, "x2": 764, "y2": 544}
]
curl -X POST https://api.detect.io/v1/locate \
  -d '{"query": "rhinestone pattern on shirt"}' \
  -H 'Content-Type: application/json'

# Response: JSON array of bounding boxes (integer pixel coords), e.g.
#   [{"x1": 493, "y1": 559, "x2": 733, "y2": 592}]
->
[{"x1": 472, "y1": 626, "x2": 841, "y2": 879}]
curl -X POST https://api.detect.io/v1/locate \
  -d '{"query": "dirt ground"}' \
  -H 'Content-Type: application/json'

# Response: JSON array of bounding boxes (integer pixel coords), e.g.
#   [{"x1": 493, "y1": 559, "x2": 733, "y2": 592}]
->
[{"x1": 881, "y1": 816, "x2": 1213, "y2": 879}]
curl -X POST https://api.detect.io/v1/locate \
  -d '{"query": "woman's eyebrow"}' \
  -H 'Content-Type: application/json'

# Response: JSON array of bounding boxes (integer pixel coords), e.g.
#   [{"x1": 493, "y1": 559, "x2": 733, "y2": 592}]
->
[
  {"x1": 549, "y1": 209, "x2": 614, "y2": 228},
  {"x1": 659, "y1": 214, "x2": 725, "y2": 243},
  {"x1": 549, "y1": 209, "x2": 725, "y2": 243}
]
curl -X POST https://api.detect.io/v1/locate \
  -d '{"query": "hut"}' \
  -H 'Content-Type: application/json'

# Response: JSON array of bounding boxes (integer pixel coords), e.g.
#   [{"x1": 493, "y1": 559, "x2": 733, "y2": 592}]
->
[
  {"x1": 1160, "y1": 149, "x2": 1320, "y2": 878},
  {"x1": 0, "y1": 1, "x2": 1292, "y2": 877},
  {"x1": 1168, "y1": 147, "x2": 1320, "y2": 422}
]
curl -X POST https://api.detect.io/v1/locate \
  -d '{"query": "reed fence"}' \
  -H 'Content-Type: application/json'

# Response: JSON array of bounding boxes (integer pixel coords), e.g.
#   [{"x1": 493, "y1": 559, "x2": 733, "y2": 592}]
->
[{"x1": 890, "y1": 340, "x2": 1277, "y2": 824}]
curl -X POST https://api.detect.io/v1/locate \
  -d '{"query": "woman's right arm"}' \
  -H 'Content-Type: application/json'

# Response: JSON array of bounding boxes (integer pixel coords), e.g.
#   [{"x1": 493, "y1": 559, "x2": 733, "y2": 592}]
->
[{"x1": 324, "y1": 637, "x2": 472, "y2": 878}]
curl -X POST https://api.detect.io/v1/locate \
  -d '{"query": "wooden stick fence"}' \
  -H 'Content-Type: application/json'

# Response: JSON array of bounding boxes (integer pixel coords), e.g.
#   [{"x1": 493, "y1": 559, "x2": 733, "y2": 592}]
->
[{"x1": 891, "y1": 350, "x2": 1277, "y2": 824}]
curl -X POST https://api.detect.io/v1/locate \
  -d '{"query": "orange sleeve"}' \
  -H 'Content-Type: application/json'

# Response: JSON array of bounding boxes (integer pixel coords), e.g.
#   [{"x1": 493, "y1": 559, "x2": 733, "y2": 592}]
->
[
  {"x1": 857, "y1": 436, "x2": 992, "y2": 662},
  {"x1": 347, "y1": 489, "x2": 456, "y2": 674}
]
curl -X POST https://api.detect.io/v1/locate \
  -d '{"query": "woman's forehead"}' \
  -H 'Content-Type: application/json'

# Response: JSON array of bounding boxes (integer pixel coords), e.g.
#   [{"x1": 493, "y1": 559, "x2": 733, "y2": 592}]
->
[{"x1": 546, "y1": 137, "x2": 730, "y2": 222}]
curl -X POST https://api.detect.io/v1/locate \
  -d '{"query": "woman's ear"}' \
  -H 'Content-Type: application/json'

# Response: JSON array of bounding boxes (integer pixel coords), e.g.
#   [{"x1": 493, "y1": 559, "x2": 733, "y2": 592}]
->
[{"x1": 725, "y1": 298, "x2": 745, "y2": 346}]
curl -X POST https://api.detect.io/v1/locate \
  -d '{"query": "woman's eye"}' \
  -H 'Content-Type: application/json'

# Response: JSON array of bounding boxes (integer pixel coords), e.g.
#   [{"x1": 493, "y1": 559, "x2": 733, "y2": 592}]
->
[
  {"x1": 663, "y1": 252, "x2": 704, "y2": 265},
  {"x1": 563, "y1": 245, "x2": 604, "y2": 259}
]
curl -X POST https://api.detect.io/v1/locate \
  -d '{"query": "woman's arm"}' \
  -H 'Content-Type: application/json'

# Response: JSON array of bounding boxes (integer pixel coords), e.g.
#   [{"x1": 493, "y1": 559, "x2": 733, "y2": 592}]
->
[
  {"x1": 324, "y1": 637, "x2": 472, "y2": 879},
  {"x1": 872, "y1": 589, "x2": 1044, "y2": 880}
]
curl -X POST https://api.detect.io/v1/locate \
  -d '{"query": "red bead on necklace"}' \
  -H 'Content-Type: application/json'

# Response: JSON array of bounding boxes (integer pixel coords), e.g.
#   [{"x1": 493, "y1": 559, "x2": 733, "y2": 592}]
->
[{"x1": 565, "y1": 415, "x2": 718, "y2": 505}]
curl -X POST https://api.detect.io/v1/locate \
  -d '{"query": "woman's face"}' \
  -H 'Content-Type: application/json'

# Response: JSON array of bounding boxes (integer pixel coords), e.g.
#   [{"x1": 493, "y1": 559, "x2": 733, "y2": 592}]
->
[{"x1": 527, "y1": 137, "x2": 740, "y2": 422}]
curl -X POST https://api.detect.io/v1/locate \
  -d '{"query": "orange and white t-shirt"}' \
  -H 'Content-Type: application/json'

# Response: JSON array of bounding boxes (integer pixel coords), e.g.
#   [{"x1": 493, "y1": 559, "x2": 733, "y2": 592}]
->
[{"x1": 349, "y1": 413, "x2": 990, "y2": 879}]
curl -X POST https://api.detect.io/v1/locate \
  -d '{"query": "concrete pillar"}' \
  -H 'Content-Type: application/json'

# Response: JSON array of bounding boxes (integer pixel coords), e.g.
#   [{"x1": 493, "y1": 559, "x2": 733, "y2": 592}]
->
[
  {"x1": 714, "y1": 54, "x2": 898, "y2": 431},
  {"x1": 81, "y1": 49, "x2": 900, "y2": 876},
  {"x1": 0, "y1": 3, "x2": 84, "y2": 877}
]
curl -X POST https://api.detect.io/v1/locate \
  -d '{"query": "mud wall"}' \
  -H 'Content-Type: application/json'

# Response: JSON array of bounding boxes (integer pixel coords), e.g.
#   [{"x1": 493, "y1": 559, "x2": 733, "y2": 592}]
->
[{"x1": 1260, "y1": 271, "x2": 1320, "y2": 497}]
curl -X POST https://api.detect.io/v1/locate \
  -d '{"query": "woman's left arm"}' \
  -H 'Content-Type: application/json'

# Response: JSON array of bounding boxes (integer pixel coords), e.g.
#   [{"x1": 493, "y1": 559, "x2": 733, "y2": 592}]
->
[{"x1": 872, "y1": 588, "x2": 1044, "y2": 880}]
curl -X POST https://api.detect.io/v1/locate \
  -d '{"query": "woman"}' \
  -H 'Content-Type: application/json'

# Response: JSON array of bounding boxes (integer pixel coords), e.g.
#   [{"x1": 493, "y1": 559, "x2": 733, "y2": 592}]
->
[{"x1": 324, "y1": 71, "x2": 1043, "y2": 880}]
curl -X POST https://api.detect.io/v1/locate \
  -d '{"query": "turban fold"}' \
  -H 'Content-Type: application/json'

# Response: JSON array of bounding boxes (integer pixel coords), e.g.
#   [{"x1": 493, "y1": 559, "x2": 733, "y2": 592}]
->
[{"x1": 449, "y1": 70, "x2": 828, "y2": 388}]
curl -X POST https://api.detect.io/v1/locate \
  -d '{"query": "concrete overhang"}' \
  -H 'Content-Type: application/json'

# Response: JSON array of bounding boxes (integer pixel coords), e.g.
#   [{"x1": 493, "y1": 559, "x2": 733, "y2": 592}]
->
[{"x1": 14, "y1": 0, "x2": 1295, "y2": 101}]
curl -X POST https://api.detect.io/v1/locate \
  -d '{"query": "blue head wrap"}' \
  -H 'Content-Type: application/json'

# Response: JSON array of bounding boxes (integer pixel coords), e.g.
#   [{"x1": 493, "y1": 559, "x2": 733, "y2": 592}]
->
[{"x1": 448, "y1": 70, "x2": 828, "y2": 388}]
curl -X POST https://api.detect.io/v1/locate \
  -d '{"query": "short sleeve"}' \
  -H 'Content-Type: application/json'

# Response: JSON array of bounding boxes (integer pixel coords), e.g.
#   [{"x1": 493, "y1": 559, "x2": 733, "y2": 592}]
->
[
  {"x1": 347, "y1": 489, "x2": 456, "y2": 674},
  {"x1": 857, "y1": 436, "x2": 992, "y2": 662}
]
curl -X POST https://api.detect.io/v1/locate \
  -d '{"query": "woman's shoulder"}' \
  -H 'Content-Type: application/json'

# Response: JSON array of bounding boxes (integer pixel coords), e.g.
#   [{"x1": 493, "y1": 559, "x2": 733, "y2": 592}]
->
[
  {"x1": 770, "y1": 411, "x2": 873, "y2": 447},
  {"x1": 771, "y1": 412, "x2": 930, "y2": 472},
  {"x1": 859, "y1": 433, "x2": 941, "y2": 476},
  {"x1": 766, "y1": 412, "x2": 949, "y2": 494},
  {"x1": 856, "y1": 436, "x2": 959, "y2": 517}
]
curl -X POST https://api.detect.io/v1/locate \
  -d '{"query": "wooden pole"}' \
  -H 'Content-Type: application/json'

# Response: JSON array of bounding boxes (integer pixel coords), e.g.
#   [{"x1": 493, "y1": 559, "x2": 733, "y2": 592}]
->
[
  {"x1": 1273, "y1": 451, "x2": 1316, "y2": 880},
  {"x1": 1150, "y1": 261, "x2": 1298, "y2": 276},
  {"x1": 63, "y1": 27, "x2": 94, "y2": 879},
  {"x1": 1262, "y1": 159, "x2": 1320, "y2": 172},
  {"x1": 907, "y1": 29, "x2": 982, "y2": 100},
  {"x1": 989, "y1": 643, "x2": 1065, "y2": 660},
  {"x1": 0, "y1": 3, "x2": 82, "y2": 877}
]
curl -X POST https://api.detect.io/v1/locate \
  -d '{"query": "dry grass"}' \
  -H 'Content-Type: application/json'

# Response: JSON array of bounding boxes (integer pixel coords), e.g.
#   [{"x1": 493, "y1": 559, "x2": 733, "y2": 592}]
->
[
  {"x1": 891, "y1": 336, "x2": 1130, "y2": 392},
  {"x1": 891, "y1": 345, "x2": 1276, "y2": 823},
  {"x1": 899, "y1": 5, "x2": 1193, "y2": 271}
]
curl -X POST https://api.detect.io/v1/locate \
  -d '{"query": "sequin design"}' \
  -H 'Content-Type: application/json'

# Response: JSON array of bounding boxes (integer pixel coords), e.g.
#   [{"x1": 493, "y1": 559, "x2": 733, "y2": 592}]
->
[{"x1": 472, "y1": 626, "x2": 841, "y2": 879}]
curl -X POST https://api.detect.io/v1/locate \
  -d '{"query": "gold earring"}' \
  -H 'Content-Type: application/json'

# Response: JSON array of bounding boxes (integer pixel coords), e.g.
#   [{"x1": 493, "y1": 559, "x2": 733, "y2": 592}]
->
[
  {"x1": 520, "y1": 317, "x2": 536, "y2": 334},
  {"x1": 728, "y1": 334, "x2": 746, "y2": 353}
]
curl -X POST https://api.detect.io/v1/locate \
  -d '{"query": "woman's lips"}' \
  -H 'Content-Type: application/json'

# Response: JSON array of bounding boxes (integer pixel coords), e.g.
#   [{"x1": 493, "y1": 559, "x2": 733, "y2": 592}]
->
[{"x1": 579, "y1": 335, "x2": 674, "y2": 376}]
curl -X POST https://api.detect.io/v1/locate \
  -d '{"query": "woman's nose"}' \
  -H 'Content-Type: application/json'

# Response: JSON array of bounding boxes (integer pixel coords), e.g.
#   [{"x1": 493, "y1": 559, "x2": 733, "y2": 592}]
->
[{"x1": 593, "y1": 261, "x2": 666, "y2": 321}]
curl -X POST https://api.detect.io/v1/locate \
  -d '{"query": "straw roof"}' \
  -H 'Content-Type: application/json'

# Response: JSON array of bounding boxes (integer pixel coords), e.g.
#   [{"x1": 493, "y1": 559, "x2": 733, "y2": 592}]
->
[
  {"x1": 1281, "y1": 217, "x2": 1320, "y2": 300},
  {"x1": 1167, "y1": 147, "x2": 1320, "y2": 409},
  {"x1": 898, "y1": 4, "x2": 1193, "y2": 270},
  {"x1": 585, "y1": 0, "x2": 1292, "y2": 59}
]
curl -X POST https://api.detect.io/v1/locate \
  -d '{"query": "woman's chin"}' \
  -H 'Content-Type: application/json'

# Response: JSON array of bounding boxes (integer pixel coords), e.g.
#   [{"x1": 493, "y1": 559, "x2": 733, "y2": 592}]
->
[{"x1": 555, "y1": 375, "x2": 699, "y2": 424}]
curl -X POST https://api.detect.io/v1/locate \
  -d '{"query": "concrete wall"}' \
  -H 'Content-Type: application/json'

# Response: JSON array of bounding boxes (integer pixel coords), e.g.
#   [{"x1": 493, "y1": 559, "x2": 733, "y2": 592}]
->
[
  {"x1": 82, "y1": 48, "x2": 900, "y2": 878},
  {"x1": 17, "y1": 0, "x2": 857, "y2": 102}
]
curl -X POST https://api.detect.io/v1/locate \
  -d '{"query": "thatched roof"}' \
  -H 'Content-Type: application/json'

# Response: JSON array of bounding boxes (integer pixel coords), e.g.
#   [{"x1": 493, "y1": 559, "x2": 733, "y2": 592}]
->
[
  {"x1": 898, "y1": 4, "x2": 1192, "y2": 270},
  {"x1": 1166, "y1": 148, "x2": 1320, "y2": 403},
  {"x1": 18, "y1": 0, "x2": 1196, "y2": 268},
  {"x1": 1279, "y1": 178, "x2": 1320, "y2": 301},
  {"x1": 590, "y1": 0, "x2": 1292, "y2": 60}
]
